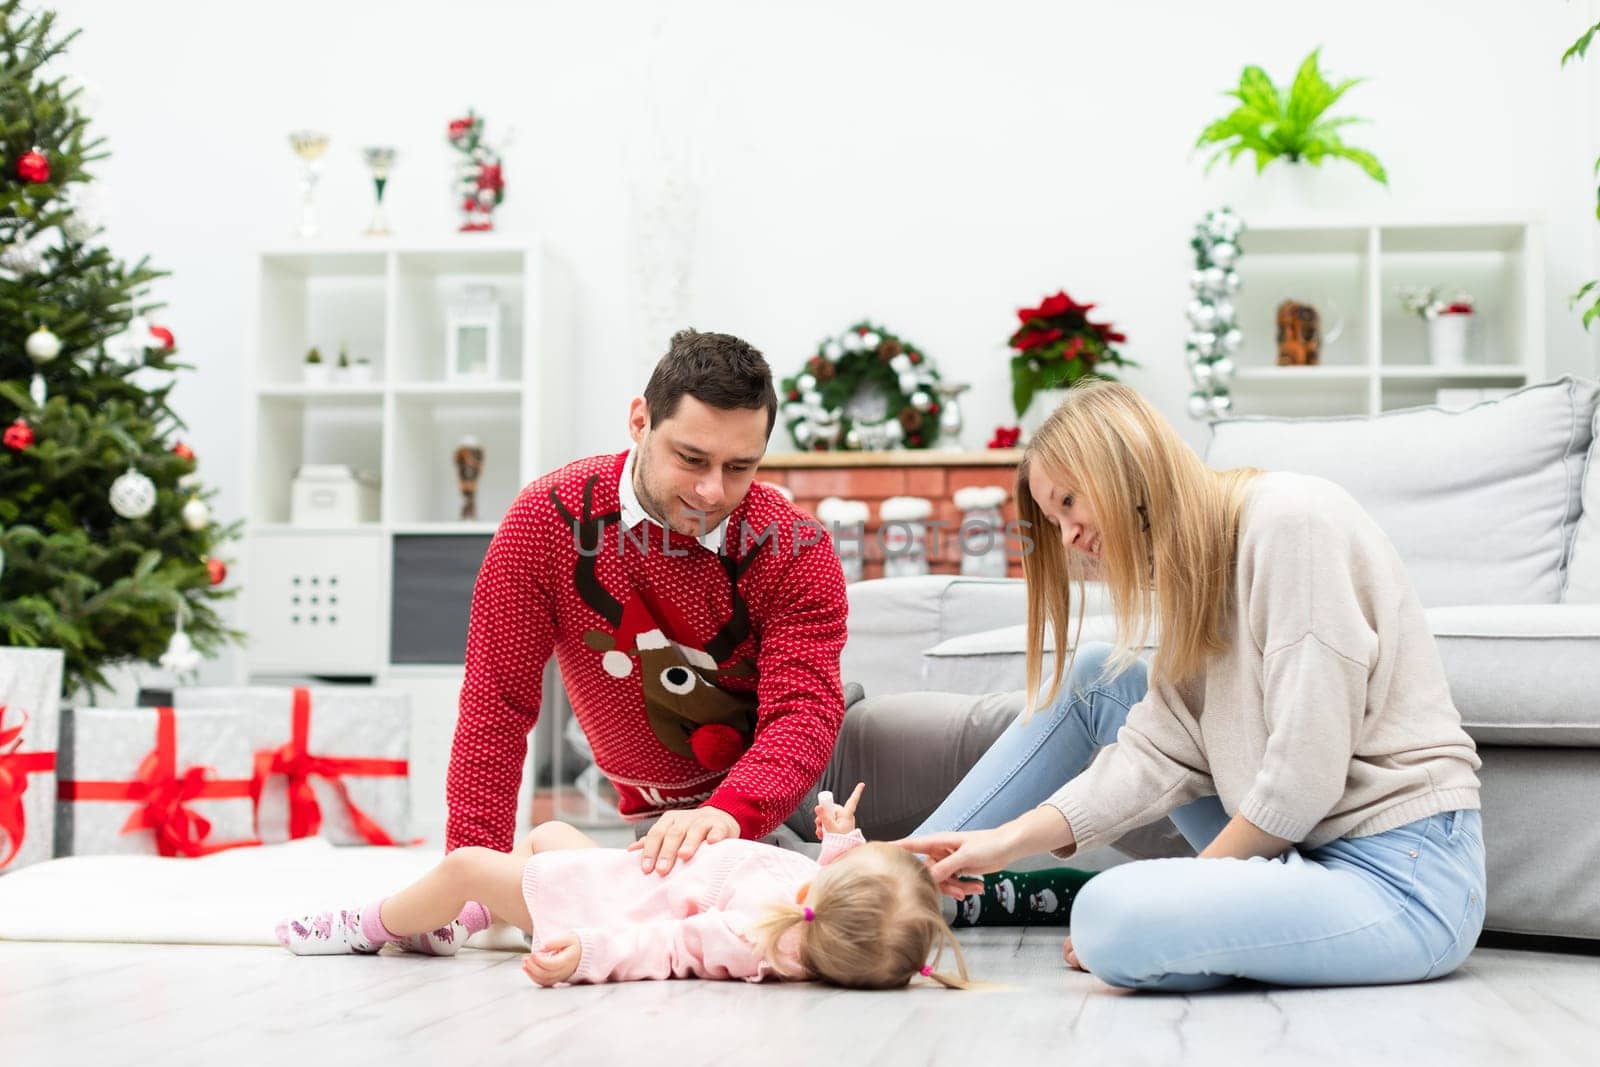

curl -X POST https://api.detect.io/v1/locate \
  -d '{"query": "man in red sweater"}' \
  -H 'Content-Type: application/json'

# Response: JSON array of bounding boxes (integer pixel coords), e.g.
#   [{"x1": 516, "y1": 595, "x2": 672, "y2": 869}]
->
[{"x1": 447, "y1": 329, "x2": 850, "y2": 874}]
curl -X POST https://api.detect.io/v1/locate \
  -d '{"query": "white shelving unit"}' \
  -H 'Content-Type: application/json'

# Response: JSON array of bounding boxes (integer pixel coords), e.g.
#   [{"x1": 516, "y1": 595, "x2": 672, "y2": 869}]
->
[
  {"x1": 1229, "y1": 218, "x2": 1545, "y2": 417},
  {"x1": 239, "y1": 235, "x2": 567, "y2": 680}
]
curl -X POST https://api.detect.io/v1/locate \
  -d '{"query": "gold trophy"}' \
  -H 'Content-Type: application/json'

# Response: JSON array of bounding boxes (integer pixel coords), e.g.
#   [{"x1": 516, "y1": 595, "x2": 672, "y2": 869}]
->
[{"x1": 289, "y1": 130, "x2": 329, "y2": 238}]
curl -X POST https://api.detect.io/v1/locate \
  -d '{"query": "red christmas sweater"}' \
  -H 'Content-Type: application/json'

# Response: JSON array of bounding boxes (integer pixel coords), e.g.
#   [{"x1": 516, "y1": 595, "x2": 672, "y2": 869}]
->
[{"x1": 446, "y1": 451, "x2": 849, "y2": 851}]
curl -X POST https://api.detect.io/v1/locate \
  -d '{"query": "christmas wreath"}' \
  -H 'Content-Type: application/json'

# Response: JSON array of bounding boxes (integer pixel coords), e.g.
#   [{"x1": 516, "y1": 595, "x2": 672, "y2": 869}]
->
[{"x1": 780, "y1": 322, "x2": 945, "y2": 451}]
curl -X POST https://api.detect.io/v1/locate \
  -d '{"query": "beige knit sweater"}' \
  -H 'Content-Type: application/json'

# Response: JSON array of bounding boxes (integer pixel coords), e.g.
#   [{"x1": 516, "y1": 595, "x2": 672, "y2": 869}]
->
[{"x1": 1047, "y1": 471, "x2": 1481, "y2": 855}]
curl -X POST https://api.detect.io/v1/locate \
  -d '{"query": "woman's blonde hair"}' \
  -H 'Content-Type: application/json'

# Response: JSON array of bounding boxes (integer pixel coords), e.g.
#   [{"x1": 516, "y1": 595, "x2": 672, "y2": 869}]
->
[
  {"x1": 749, "y1": 843, "x2": 971, "y2": 989},
  {"x1": 1016, "y1": 379, "x2": 1261, "y2": 714}
]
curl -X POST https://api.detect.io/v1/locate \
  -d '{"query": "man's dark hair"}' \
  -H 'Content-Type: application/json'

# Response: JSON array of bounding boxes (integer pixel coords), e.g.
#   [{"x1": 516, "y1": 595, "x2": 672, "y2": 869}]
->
[{"x1": 643, "y1": 329, "x2": 778, "y2": 436}]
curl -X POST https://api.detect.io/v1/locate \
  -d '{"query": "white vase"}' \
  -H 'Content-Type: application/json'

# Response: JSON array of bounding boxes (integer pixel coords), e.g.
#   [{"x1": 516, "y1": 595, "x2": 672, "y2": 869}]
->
[
  {"x1": 1021, "y1": 387, "x2": 1070, "y2": 442},
  {"x1": 1427, "y1": 314, "x2": 1472, "y2": 367},
  {"x1": 302, "y1": 362, "x2": 330, "y2": 386}
]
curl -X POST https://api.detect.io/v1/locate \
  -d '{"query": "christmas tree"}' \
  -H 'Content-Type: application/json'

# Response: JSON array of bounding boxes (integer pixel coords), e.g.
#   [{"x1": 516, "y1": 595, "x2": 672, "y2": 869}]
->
[{"x1": 0, "y1": 1, "x2": 238, "y2": 698}]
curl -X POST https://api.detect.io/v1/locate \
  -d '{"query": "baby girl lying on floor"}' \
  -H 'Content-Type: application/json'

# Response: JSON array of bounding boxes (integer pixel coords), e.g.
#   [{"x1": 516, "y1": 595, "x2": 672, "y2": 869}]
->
[{"x1": 276, "y1": 783, "x2": 971, "y2": 990}]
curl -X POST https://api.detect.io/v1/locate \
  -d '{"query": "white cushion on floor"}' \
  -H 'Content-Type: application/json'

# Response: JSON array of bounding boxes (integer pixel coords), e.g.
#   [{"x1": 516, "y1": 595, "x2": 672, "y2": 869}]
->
[{"x1": 0, "y1": 838, "x2": 526, "y2": 949}]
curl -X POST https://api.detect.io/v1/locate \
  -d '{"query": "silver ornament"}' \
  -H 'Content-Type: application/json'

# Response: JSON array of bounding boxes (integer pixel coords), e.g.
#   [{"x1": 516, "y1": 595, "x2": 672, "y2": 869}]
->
[
  {"x1": 109, "y1": 467, "x2": 157, "y2": 519},
  {"x1": 1, "y1": 241, "x2": 41, "y2": 275},
  {"x1": 1208, "y1": 392, "x2": 1234, "y2": 417},
  {"x1": 796, "y1": 373, "x2": 817, "y2": 392},
  {"x1": 1189, "y1": 270, "x2": 1207, "y2": 293},
  {"x1": 910, "y1": 390, "x2": 932, "y2": 411},
  {"x1": 1188, "y1": 302, "x2": 1218, "y2": 330},
  {"x1": 1213, "y1": 300, "x2": 1236, "y2": 328},
  {"x1": 1221, "y1": 328, "x2": 1244, "y2": 354},
  {"x1": 25, "y1": 325, "x2": 61, "y2": 365},
  {"x1": 1187, "y1": 392, "x2": 1212, "y2": 420},
  {"x1": 1210, "y1": 357, "x2": 1236, "y2": 386},
  {"x1": 1202, "y1": 266, "x2": 1227, "y2": 293},
  {"x1": 182, "y1": 497, "x2": 211, "y2": 531},
  {"x1": 1192, "y1": 360, "x2": 1214, "y2": 387},
  {"x1": 1193, "y1": 331, "x2": 1218, "y2": 357},
  {"x1": 29, "y1": 373, "x2": 45, "y2": 408},
  {"x1": 1209, "y1": 241, "x2": 1238, "y2": 269}
]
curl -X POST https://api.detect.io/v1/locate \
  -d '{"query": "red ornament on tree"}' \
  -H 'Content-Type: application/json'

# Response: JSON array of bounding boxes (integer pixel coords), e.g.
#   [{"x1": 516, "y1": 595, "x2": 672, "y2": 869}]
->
[
  {"x1": 205, "y1": 557, "x2": 227, "y2": 586},
  {"x1": 173, "y1": 441, "x2": 195, "y2": 461},
  {"x1": 148, "y1": 325, "x2": 175, "y2": 350},
  {"x1": 16, "y1": 148, "x2": 49, "y2": 184},
  {"x1": 3, "y1": 418, "x2": 34, "y2": 451}
]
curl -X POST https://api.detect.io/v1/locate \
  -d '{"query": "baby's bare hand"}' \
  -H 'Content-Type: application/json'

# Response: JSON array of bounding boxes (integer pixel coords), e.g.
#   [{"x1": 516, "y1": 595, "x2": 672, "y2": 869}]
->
[{"x1": 522, "y1": 935, "x2": 582, "y2": 987}]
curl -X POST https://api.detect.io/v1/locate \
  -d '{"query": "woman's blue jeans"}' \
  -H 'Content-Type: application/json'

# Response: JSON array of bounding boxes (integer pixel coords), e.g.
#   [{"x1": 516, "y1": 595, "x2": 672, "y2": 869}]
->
[{"x1": 915, "y1": 642, "x2": 1487, "y2": 990}]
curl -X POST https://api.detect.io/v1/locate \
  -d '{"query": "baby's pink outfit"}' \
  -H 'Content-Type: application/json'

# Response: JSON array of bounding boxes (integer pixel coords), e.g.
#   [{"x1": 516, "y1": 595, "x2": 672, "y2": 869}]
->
[{"x1": 522, "y1": 829, "x2": 865, "y2": 983}]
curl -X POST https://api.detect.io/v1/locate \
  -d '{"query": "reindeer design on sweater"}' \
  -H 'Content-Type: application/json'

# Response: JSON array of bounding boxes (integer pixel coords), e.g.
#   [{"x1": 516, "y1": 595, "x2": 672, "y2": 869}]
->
[{"x1": 555, "y1": 477, "x2": 760, "y2": 773}]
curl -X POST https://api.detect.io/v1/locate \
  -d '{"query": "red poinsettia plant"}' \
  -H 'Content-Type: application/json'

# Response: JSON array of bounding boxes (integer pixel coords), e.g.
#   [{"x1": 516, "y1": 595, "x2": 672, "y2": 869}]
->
[{"x1": 1008, "y1": 290, "x2": 1135, "y2": 417}]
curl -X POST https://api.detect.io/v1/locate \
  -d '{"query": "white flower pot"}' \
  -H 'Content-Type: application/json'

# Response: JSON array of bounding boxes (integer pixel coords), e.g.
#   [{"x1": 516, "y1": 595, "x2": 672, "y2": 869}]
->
[
  {"x1": 1427, "y1": 313, "x2": 1472, "y2": 367},
  {"x1": 1021, "y1": 388, "x2": 1070, "y2": 442},
  {"x1": 302, "y1": 363, "x2": 330, "y2": 386}
]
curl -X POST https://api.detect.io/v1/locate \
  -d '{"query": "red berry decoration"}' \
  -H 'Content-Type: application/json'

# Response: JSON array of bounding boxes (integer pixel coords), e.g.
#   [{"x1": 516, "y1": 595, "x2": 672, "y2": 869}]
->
[
  {"x1": 16, "y1": 148, "x2": 49, "y2": 184},
  {"x1": 3, "y1": 418, "x2": 34, "y2": 451},
  {"x1": 148, "y1": 325, "x2": 175, "y2": 350},
  {"x1": 687, "y1": 723, "x2": 744, "y2": 772},
  {"x1": 173, "y1": 441, "x2": 195, "y2": 461},
  {"x1": 205, "y1": 557, "x2": 227, "y2": 585}
]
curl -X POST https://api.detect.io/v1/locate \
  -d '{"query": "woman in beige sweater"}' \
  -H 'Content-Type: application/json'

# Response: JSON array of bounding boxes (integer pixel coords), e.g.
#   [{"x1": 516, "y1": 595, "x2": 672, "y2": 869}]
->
[{"x1": 899, "y1": 380, "x2": 1485, "y2": 990}]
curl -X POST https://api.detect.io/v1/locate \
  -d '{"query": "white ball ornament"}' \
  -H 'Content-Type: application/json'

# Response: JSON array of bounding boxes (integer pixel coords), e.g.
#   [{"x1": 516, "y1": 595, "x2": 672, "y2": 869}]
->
[
  {"x1": 25, "y1": 325, "x2": 61, "y2": 365},
  {"x1": 841, "y1": 332, "x2": 862, "y2": 353},
  {"x1": 889, "y1": 354, "x2": 912, "y2": 374},
  {"x1": 181, "y1": 497, "x2": 211, "y2": 531},
  {"x1": 1189, "y1": 270, "x2": 1207, "y2": 292},
  {"x1": 1187, "y1": 392, "x2": 1212, "y2": 420},
  {"x1": 1208, "y1": 392, "x2": 1234, "y2": 417},
  {"x1": 910, "y1": 390, "x2": 932, "y2": 411},
  {"x1": 1192, "y1": 360, "x2": 1214, "y2": 387},
  {"x1": 802, "y1": 389, "x2": 824, "y2": 408},
  {"x1": 898, "y1": 372, "x2": 920, "y2": 395},
  {"x1": 1188, "y1": 302, "x2": 1218, "y2": 330},
  {"x1": 1202, "y1": 266, "x2": 1227, "y2": 293},
  {"x1": 1209, "y1": 241, "x2": 1238, "y2": 269},
  {"x1": 1210, "y1": 357, "x2": 1236, "y2": 386},
  {"x1": 861, "y1": 331, "x2": 881, "y2": 350},
  {"x1": 1, "y1": 241, "x2": 41, "y2": 275},
  {"x1": 1221, "y1": 328, "x2": 1244, "y2": 353},
  {"x1": 109, "y1": 467, "x2": 157, "y2": 519},
  {"x1": 823, "y1": 341, "x2": 843, "y2": 360},
  {"x1": 796, "y1": 373, "x2": 817, "y2": 393},
  {"x1": 844, "y1": 429, "x2": 861, "y2": 450}
]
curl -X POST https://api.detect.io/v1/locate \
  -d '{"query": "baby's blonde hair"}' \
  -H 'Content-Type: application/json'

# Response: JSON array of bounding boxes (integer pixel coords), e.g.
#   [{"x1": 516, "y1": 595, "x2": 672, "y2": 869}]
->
[{"x1": 749, "y1": 843, "x2": 971, "y2": 989}]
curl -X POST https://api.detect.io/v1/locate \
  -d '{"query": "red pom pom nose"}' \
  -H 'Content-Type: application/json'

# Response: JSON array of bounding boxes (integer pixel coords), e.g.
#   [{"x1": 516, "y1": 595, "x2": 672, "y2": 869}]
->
[{"x1": 687, "y1": 724, "x2": 744, "y2": 771}]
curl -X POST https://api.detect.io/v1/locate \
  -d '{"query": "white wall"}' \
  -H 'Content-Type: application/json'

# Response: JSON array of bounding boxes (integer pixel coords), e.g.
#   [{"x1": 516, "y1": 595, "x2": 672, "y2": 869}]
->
[{"x1": 45, "y1": 0, "x2": 1600, "y2": 683}]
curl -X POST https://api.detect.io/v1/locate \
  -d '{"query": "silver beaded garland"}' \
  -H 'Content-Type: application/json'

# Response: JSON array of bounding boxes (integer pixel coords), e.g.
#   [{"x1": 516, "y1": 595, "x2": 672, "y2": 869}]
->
[{"x1": 1184, "y1": 207, "x2": 1246, "y2": 421}]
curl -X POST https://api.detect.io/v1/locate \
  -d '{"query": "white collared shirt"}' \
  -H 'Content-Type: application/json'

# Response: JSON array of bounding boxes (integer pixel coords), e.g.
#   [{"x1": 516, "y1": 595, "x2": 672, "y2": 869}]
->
[{"x1": 618, "y1": 447, "x2": 727, "y2": 554}]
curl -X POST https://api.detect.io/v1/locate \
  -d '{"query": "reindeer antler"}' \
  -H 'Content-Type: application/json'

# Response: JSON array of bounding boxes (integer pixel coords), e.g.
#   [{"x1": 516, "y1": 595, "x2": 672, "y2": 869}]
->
[
  {"x1": 552, "y1": 476, "x2": 624, "y2": 627},
  {"x1": 705, "y1": 550, "x2": 760, "y2": 664}
]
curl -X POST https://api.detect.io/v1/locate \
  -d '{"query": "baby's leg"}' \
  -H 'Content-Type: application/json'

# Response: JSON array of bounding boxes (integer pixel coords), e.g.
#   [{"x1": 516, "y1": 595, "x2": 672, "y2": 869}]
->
[
  {"x1": 511, "y1": 820, "x2": 601, "y2": 862},
  {"x1": 383, "y1": 846, "x2": 535, "y2": 938}
]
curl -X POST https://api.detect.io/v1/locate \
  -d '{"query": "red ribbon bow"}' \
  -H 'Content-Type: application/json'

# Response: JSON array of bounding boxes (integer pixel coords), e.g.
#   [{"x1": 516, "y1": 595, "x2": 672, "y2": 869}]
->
[
  {"x1": 0, "y1": 705, "x2": 57, "y2": 869},
  {"x1": 250, "y1": 687, "x2": 409, "y2": 846},
  {"x1": 58, "y1": 706, "x2": 257, "y2": 858}
]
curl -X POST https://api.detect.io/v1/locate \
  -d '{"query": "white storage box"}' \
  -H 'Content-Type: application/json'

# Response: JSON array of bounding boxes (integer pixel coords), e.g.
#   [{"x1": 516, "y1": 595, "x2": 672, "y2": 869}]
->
[{"x1": 291, "y1": 465, "x2": 379, "y2": 526}]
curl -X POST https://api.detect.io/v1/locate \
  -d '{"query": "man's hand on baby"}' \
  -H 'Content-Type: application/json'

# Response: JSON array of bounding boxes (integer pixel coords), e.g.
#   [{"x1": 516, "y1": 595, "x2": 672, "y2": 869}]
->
[
  {"x1": 523, "y1": 934, "x2": 582, "y2": 987},
  {"x1": 813, "y1": 781, "x2": 866, "y2": 837},
  {"x1": 628, "y1": 805, "x2": 739, "y2": 875}
]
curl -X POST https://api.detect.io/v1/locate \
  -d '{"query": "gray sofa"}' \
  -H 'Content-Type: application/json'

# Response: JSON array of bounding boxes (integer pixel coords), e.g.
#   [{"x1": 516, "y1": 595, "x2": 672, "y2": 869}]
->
[{"x1": 841, "y1": 376, "x2": 1600, "y2": 942}]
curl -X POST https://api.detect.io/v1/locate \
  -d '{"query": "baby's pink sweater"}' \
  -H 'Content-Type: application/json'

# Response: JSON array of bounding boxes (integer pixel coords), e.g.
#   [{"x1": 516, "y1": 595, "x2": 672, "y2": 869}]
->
[{"x1": 521, "y1": 830, "x2": 865, "y2": 983}]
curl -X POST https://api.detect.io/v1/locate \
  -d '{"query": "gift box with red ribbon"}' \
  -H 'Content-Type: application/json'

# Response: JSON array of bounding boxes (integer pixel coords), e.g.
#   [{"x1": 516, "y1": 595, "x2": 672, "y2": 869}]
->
[
  {"x1": 174, "y1": 685, "x2": 411, "y2": 846},
  {"x1": 0, "y1": 648, "x2": 64, "y2": 873},
  {"x1": 54, "y1": 704, "x2": 259, "y2": 858}
]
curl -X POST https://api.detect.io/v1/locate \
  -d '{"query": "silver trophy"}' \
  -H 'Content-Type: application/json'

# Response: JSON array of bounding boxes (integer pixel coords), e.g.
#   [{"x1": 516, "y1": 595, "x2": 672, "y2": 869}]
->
[
  {"x1": 289, "y1": 130, "x2": 329, "y2": 238},
  {"x1": 362, "y1": 146, "x2": 397, "y2": 236}
]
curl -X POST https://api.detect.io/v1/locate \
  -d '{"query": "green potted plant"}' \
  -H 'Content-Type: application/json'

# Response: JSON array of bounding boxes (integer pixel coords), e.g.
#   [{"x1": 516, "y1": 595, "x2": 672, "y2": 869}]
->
[
  {"x1": 302, "y1": 345, "x2": 328, "y2": 386},
  {"x1": 1195, "y1": 48, "x2": 1388, "y2": 185},
  {"x1": 1564, "y1": 20, "x2": 1600, "y2": 330}
]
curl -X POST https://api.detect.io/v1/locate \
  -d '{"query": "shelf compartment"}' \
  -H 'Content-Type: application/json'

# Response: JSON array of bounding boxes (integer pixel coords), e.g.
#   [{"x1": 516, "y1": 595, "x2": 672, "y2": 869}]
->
[
  {"x1": 252, "y1": 393, "x2": 384, "y2": 525},
  {"x1": 390, "y1": 249, "x2": 528, "y2": 385},
  {"x1": 257, "y1": 252, "x2": 387, "y2": 386},
  {"x1": 1230, "y1": 243, "x2": 1371, "y2": 372},
  {"x1": 388, "y1": 393, "x2": 523, "y2": 526}
]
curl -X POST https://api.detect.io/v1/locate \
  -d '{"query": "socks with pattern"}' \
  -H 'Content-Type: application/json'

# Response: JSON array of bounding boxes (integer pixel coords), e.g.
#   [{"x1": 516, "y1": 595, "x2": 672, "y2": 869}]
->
[
  {"x1": 942, "y1": 868, "x2": 1096, "y2": 927},
  {"x1": 277, "y1": 900, "x2": 492, "y2": 957}
]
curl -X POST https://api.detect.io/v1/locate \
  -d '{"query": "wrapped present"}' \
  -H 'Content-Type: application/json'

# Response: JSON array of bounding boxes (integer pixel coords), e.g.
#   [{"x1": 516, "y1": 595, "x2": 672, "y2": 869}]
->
[
  {"x1": 0, "y1": 648, "x2": 64, "y2": 873},
  {"x1": 55, "y1": 704, "x2": 258, "y2": 858},
  {"x1": 174, "y1": 686, "x2": 411, "y2": 845}
]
